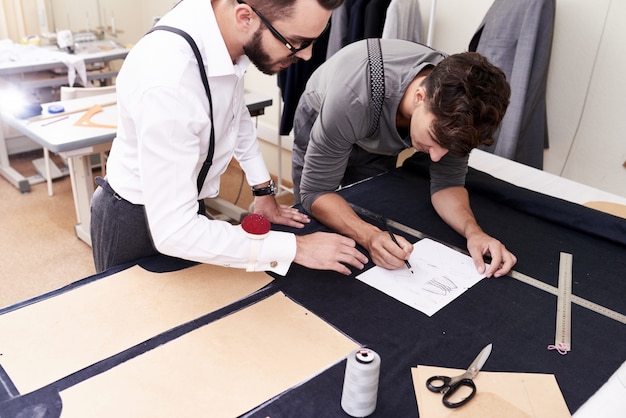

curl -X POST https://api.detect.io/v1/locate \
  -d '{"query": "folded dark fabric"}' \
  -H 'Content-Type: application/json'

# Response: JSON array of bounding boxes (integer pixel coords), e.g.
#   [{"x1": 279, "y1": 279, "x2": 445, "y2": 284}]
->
[{"x1": 402, "y1": 153, "x2": 626, "y2": 246}]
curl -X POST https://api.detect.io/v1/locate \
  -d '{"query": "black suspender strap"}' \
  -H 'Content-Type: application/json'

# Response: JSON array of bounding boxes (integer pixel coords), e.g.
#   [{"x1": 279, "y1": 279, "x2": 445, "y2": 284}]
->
[
  {"x1": 366, "y1": 38, "x2": 385, "y2": 138},
  {"x1": 146, "y1": 25, "x2": 216, "y2": 200}
]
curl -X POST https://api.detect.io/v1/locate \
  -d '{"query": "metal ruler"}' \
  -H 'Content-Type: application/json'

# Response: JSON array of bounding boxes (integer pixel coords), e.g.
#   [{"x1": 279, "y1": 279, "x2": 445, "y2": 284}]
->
[
  {"x1": 555, "y1": 253, "x2": 573, "y2": 352},
  {"x1": 350, "y1": 204, "x2": 626, "y2": 325}
]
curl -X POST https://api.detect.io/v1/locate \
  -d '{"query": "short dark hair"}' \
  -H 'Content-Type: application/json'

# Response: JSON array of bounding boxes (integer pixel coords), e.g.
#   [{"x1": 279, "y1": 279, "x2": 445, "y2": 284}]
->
[
  {"x1": 250, "y1": 0, "x2": 344, "y2": 21},
  {"x1": 423, "y1": 52, "x2": 510, "y2": 157}
]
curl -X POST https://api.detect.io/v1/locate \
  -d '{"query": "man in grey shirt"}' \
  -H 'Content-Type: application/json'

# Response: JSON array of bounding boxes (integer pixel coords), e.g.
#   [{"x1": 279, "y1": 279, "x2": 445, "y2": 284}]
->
[{"x1": 292, "y1": 39, "x2": 517, "y2": 278}]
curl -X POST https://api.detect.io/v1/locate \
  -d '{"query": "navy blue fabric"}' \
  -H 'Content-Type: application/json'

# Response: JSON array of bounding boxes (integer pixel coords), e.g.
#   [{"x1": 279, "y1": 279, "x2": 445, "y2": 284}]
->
[
  {"x1": 253, "y1": 153, "x2": 626, "y2": 416},
  {"x1": 402, "y1": 153, "x2": 626, "y2": 247},
  {"x1": 1, "y1": 153, "x2": 624, "y2": 417}
]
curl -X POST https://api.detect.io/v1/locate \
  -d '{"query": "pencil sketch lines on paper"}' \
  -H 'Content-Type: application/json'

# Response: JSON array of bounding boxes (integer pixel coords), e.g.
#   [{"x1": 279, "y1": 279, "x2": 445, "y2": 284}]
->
[
  {"x1": 422, "y1": 276, "x2": 457, "y2": 296},
  {"x1": 356, "y1": 239, "x2": 486, "y2": 316}
]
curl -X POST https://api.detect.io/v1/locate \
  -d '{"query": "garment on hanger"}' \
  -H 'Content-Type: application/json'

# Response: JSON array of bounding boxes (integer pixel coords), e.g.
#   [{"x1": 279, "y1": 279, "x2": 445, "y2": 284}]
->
[
  {"x1": 345, "y1": 0, "x2": 370, "y2": 45},
  {"x1": 281, "y1": 0, "x2": 408, "y2": 134},
  {"x1": 278, "y1": 29, "x2": 330, "y2": 136},
  {"x1": 326, "y1": 1, "x2": 351, "y2": 59},
  {"x1": 363, "y1": 0, "x2": 392, "y2": 39},
  {"x1": 381, "y1": 0, "x2": 423, "y2": 43},
  {"x1": 469, "y1": 0, "x2": 556, "y2": 169}
]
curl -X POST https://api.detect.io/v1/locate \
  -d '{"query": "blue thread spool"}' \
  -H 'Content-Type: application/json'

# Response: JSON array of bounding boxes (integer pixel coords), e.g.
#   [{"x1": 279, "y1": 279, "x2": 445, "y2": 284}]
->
[{"x1": 48, "y1": 104, "x2": 65, "y2": 114}]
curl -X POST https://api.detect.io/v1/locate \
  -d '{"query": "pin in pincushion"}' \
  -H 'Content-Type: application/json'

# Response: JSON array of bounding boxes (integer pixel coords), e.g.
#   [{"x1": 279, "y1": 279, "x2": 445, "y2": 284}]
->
[{"x1": 241, "y1": 214, "x2": 271, "y2": 239}]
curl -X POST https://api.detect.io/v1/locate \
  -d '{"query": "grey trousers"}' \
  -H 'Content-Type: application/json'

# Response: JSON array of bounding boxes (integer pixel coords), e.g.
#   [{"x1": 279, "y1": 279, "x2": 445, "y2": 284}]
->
[{"x1": 90, "y1": 177, "x2": 159, "y2": 273}]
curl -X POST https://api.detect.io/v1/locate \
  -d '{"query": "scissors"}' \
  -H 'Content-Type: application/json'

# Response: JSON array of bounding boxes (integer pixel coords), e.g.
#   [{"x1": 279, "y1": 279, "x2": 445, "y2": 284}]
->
[{"x1": 426, "y1": 343, "x2": 493, "y2": 408}]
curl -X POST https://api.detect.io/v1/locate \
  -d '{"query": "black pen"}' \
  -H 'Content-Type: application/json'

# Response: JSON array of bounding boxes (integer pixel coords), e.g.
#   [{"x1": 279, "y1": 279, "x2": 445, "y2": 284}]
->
[{"x1": 382, "y1": 217, "x2": 414, "y2": 274}]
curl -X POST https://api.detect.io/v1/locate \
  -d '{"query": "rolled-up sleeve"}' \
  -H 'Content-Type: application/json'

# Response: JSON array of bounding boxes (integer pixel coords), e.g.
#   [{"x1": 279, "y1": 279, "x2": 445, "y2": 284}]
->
[
  {"x1": 300, "y1": 89, "x2": 368, "y2": 213},
  {"x1": 429, "y1": 154, "x2": 469, "y2": 195}
]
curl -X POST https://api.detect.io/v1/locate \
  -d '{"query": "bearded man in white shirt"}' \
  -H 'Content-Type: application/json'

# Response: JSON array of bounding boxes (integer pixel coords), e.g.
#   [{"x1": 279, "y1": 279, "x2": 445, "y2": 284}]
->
[{"x1": 90, "y1": 0, "x2": 368, "y2": 275}]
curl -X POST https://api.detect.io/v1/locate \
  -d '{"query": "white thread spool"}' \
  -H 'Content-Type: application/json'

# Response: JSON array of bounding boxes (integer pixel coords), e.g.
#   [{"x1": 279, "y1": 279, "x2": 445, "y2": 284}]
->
[{"x1": 341, "y1": 348, "x2": 381, "y2": 417}]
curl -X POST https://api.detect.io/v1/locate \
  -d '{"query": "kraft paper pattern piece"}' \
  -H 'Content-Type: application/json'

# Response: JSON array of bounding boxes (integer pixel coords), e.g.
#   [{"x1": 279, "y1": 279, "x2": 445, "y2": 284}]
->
[
  {"x1": 59, "y1": 292, "x2": 360, "y2": 417},
  {"x1": 412, "y1": 365, "x2": 571, "y2": 418},
  {"x1": 0, "y1": 263, "x2": 273, "y2": 394}
]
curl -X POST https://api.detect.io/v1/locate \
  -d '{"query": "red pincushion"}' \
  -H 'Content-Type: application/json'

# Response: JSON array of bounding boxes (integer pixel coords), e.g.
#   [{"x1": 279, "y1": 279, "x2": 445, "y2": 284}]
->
[{"x1": 241, "y1": 214, "x2": 271, "y2": 236}]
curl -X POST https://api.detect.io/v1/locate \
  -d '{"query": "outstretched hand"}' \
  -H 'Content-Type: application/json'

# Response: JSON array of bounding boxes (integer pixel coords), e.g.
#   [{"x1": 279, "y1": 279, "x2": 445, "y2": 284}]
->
[
  {"x1": 467, "y1": 232, "x2": 517, "y2": 278},
  {"x1": 253, "y1": 195, "x2": 311, "y2": 228},
  {"x1": 251, "y1": 195, "x2": 367, "y2": 275},
  {"x1": 294, "y1": 232, "x2": 369, "y2": 275}
]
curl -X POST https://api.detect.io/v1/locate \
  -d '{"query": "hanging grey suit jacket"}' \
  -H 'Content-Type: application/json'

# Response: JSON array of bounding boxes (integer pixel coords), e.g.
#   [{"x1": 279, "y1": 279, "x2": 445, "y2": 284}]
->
[{"x1": 469, "y1": 0, "x2": 556, "y2": 169}]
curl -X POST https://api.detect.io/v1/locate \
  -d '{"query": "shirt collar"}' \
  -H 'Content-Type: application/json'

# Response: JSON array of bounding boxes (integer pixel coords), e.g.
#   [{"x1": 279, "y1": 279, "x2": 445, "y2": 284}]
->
[{"x1": 161, "y1": 0, "x2": 248, "y2": 78}]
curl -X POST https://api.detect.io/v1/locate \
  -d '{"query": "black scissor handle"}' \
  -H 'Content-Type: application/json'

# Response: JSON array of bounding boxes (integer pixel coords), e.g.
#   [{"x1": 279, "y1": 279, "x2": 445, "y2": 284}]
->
[
  {"x1": 442, "y1": 378, "x2": 476, "y2": 408},
  {"x1": 426, "y1": 375, "x2": 452, "y2": 393}
]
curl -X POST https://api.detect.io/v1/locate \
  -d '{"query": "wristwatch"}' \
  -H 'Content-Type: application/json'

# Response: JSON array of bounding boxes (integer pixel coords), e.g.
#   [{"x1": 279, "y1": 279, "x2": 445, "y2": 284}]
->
[{"x1": 251, "y1": 179, "x2": 277, "y2": 196}]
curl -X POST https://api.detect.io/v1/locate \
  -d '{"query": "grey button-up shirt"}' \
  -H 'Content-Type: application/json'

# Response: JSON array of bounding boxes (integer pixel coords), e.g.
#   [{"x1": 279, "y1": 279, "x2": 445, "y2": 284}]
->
[{"x1": 293, "y1": 39, "x2": 469, "y2": 213}]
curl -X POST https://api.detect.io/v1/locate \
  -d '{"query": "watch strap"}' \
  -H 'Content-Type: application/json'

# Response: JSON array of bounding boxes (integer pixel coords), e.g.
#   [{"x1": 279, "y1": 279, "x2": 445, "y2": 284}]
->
[{"x1": 252, "y1": 180, "x2": 276, "y2": 196}]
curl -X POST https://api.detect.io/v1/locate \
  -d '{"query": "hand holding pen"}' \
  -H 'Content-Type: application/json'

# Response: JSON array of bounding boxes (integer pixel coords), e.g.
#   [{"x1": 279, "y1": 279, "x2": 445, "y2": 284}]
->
[{"x1": 382, "y1": 217, "x2": 414, "y2": 274}]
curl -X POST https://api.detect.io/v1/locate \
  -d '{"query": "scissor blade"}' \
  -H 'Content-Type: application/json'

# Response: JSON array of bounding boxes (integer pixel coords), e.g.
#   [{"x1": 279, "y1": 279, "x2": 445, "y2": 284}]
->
[{"x1": 466, "y1": 343, "x2": 492, "y2": 378}]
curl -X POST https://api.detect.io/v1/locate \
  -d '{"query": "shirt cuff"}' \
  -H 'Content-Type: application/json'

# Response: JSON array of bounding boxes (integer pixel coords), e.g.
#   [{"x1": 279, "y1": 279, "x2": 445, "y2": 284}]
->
[{"x1": 255, "y1": 231, "x2": 297, "y2": 276}]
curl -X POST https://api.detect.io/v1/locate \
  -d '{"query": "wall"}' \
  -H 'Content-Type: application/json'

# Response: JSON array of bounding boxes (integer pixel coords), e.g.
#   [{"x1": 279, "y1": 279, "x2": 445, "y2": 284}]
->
[
  {"x1": 420, "y1": 0, "x2": 625, "y2": 198},
  {"x1": 13, "y1": 0, "x2": 625, "y2": 197},
  {"x1": 7, "y1": 0, "x2": 176, "y2": 45},
  {"x1": 1, "y1": 0, "x2": 28, "y2": 41},
  {"x1": 244, "y1": 0, "x2": 626, "y2": 197},
  {"x1": 45, "y1": 0, "x2": 143, "y2": 43},
  {"x1": 557, "y1": 0, "x2": 625, "y2": 193}
]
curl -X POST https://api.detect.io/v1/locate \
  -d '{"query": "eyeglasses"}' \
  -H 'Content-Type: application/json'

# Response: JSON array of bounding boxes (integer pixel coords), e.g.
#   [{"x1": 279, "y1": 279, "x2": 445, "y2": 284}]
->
[{"x1": 237, "y1": 0, "x2": 329, "y2": 56}]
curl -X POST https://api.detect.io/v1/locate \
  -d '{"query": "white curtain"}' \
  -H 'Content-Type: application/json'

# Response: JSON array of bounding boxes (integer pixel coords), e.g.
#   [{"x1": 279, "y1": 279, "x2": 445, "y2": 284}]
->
[
  {"x1": 0, "y1": 2, "x2": 8, "y2": 39},
  {"x1": 0, "y1": 0, "x2": 34, "y2": 41}
]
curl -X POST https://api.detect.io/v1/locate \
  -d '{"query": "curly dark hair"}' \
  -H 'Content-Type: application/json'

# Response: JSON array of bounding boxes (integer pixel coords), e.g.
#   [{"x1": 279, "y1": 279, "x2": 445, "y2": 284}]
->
[
  {"x1": 423, "y1": 52, "x2": 511, "y2": 157},
  {"x1": 248, "y1": 0, "x2": 344, "y2": 21}
]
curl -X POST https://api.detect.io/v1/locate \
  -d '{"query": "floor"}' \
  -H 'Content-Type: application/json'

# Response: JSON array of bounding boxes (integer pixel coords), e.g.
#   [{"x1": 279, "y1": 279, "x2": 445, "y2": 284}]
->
[{"x1": 0, "y1": 150, "x2": 293, "y2": 310}]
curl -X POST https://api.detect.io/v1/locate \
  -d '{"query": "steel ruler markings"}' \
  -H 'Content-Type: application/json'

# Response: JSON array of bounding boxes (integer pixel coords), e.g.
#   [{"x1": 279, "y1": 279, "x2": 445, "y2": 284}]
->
[
  {"x1": 556, "y1": 252, "x2": 573, "y2": 352},
  {"x1": 349, "y1": 204, "x2": 626, "y2": 325},
  {"x1": 509, "y1": 270, "x2": 626, "y2": 324}
]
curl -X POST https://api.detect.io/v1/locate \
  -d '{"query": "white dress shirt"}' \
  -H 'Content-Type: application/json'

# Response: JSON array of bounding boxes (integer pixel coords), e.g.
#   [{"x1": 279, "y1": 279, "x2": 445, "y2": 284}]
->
[{"x1": 106, "y1": 0, "x2": 296, "y2": 275}]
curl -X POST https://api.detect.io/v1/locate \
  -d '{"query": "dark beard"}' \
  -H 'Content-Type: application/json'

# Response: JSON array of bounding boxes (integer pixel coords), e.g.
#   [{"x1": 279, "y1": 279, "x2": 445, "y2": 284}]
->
[{"x1": 243, "y1": 29, "x2": 276, "y2": 75}]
